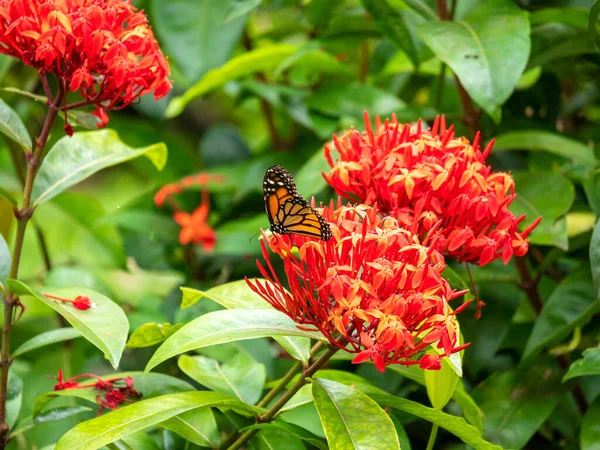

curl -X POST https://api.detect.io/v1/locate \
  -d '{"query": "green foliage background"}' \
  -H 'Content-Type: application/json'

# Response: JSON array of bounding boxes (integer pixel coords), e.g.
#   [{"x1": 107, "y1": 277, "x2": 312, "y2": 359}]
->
[{"x1": 1, "y1": 0, "x2": 600, "y2": 449}]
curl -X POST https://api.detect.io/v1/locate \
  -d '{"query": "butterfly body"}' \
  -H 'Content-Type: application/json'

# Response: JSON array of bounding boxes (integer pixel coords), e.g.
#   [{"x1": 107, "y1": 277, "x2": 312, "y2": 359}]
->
[{"x1": 263, "y1": 165, "x2": 332, "y2": 241}]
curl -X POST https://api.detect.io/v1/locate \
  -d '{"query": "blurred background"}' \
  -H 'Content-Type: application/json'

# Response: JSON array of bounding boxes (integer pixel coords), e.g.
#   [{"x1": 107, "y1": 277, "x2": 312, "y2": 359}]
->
[{"x1": 1, "y1": 0, "x2": 599, "y2": 448}]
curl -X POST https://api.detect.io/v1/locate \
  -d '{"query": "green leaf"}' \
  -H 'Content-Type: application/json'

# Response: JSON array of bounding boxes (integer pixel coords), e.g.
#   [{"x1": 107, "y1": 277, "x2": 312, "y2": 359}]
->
[
  {"x1": 166, "y1": 44, "x2": 296, "y2": 117},
  {"x1": 0, "y1": 98, "x2": 31, "y2": 150},
  {"x1": 33, "y1": 406, "x2": 92, "y2": 424},
  {"x1": 160, "y1": 408, "x2": 219, "y2": 448},
  {"x1": 591, "y1": 219, "x2": 600, "y2": 297},
  {"x1": 305, "y1": 82, "x2": 405, "y2": 120},
  {"x1": 6, "y1": 371, "x2": 22, "y2": 429},
  {"x1": 589, "y1": 0, "x2": 600, "y2": 51},
  {"x1": 243, "y1": 421, "x2": 328, "y2": 450},
  {"x1": 564, "y1": 347, "x2": 600, "y2": 381},
  {"x1": 181, "y1": 281, "x2": 311, "y2": 364},
  {"x1": 8, "y1": 281, "x2": 129, "y2": 369},
  {"x1": 362, "y1": 0, "x2": 419, "y2": 67},
  {"x1": 0, "y1": 186, "x2": 17, "y2": 207},
  {"x1": 0, "y1": 233, "x2": 10, "y2": 287},
  {"x1": 312, "y1": 378, "x2": 400, "y2": 450},
  {"x1": 54, "y1": 391, "x2": 255, "y2": 450},
  {"x1": 227, "y1": 0, "x2": 262, "y2": 22},
  {"x1": 493, "y1": 130, "x2": 597, "y2": 165},
  {"x1": 294, "y1": 148, "x2": 330, "y2": 198},
  {"x1": 178, "y1": 352, "x2": 266, "y2": 404},
  {"x1": 12, "y1": 328, "x2": 83, "y2": 357},
  {"x1": 31, "y1": 129, "x2": 167, "y2": 206},
  {"x1": 370, "y1": 392, "x2": 501, "y2": 450},
  {"x1": 145, "y1": 309, "x2": 324, "y2": 373},
  {"x1": 510, "y1": 172, "x2": 575, "y2": 249},
  {"x1": 126, "y1": 322, "x2": 183, "y2": 348},
  {"x1": 121, "y1": 431, "x2": 162, "y2": 450},
  {"x1": 582, "y1": 396, "x2": 600, "y2": 450},
  {"x1": 251, "y1": 429, "x2": 306, "y2": 450},
  {"x1": 425, "y1": 356, "x2": 459, "y2": 410},
  {"x1": 522, "y1": 269, "x2": 599, "y2": 367},
  {"x1": 151, "y1": 0, "x2": 246, "y2": 82},
  {"x1": 419, "y1": 0, "x2": 530, "y2": 118},
  {"x1": 471, "y1": 364, "x2": 563, "y2": 448}
]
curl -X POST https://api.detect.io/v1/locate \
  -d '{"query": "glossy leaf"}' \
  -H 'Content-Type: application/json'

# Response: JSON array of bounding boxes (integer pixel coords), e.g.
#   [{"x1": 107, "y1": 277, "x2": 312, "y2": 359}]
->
[
  {"x1": 581, "y1": 396, "x2": 600, "y2": 450},
  {"x1": 362, "y1": 0, "x2": 418, "y2": 66},
  {"x1": 0, "y1": 233, "x2": 9, "y2": 287},
  {"x1": 493, "y1": 130, "x2": 597, "y2": 165},
  {"x1": 146, "y1": 309, "x2": 324, "y2": 372},
  {"x1": 591, "y1": 219, "x2": 600, "y2": 297},
  {"x1": 244, "y1": 421, "x2": 328, "y2": 450},
  {"x1": 181, "y1": 281, "x2": 311, "y2": 363},
  {"x1": 471, "y1": 364, "x2": 562, "y2": 448},
  {"x1": 33, "y1": 406, "x2": 92, "y2": 424},
  {"x1": 54, "y1": 391, "x2": 255, "y2": 450},
  {"x1": 31, "y1": 129, "x2": 167, "y2": 206},
  {"x1": 12, "y1": 328, "x2": 83, "y2": 357},
  {"x1": 126, "y1": 322, "x2": 183, "y2": 348},
  {"x1": 511, "y1": 172, "x2": 575, "y2": 249},
  {"x1": 0, "y1": 97, "x2": 31, "y2": 150},
  {"x1": 151, "y1": 0, "x2": 246, "y2": 82},
  {"x1": 160, "y1": 408, "x2": 219, "y2": 448},
  {"x1": 564, "y1": 347, "x2": 600, "y2": 381},
  {"x1": 8, "y1": 281, "x2": 129, "y2": 369},
  {"x1": 370, "y1": 392, "x2": 501, "y2": 450},
  {"x1": 522, "y1": 269, "x2": 599, "y2": 367},
  {"x1": 312, "y1": 378, "x2": 400, "y2": 450},
  {"x1": 419, "y1": 0, "x2": 530, "y2": 118},
  {"x1": 425, "y1": 356, "x2": 460, "y2": 410},
  {"x1": 6, "y1": 371, "x2": 22, "y2": 429},
  {"x1": 178, "y1": 353, "x2": 266, "y2": 404}
]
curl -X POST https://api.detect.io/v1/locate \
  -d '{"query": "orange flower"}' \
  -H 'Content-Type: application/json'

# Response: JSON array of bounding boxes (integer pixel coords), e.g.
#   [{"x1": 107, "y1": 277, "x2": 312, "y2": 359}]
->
[
  {"x1": 324, "y1": 113, "x2": 541, "y2": 266},
  {"x1": 247, "y1": 201, "x2": 470, "y2": 371},
  {"x1": 174, "y1": 204, "x2": 216, "y2": 251},
  {"x1": 154, "y1": 183, "x2": 183, "y2": 207}
]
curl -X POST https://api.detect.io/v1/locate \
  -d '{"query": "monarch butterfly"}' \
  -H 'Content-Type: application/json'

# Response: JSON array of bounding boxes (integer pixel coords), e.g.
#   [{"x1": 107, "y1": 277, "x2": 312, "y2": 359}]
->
[{"x1": 263, "y1": 165, "x2": 332, "y2": 241}]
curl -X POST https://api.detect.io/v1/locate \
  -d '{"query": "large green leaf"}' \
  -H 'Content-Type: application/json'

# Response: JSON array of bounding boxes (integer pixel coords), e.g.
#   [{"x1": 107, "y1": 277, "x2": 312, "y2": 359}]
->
[
  {"x1": 312, "y1": 379, "x2": 400, "y2": 450},
  {"x1": 294, "y1": 148, "x2": 330, "y2": 198},
  {"x1": 178, "y1": 353, "x2": 266, "y2": 404},
  {"x1": 12, "y1": 328, "x2": 83, "y2": 357},
  {"x1": 493, "y1": 130, "x2": 597, "y2": 166},
  {"x1": 0, "y1": 232, "x2": 9, "y2": 287},
  {"x1": 591, "y1": 219, "x2": 600, "y2": 297},
  {"x1": 126, "y1": 322, "x2": 183, "y2": 348},
  {"x1": 54, "y1": 391, "x2": 255, "y2": 450},
  {"x1": 160, "y1": 408, "x2": 219, "y2": 448},
  {"x1": 419, "y1": 0, "x2": 530, "y2": 118},
  {"x1": 581, "y1": 396, "x2": 600, "y2": 450},
  {"x1": 31, "y1": 129, "x2": 167, "y2": 206},
  {"x1": 145, "y1": 309, "x2": 325, "y2": 372},
  {"x1": 244, "y1": 421, "x2": 328, "y2": 450},
  {"x1": 471, "y1": 364, "x2": 563, "y2": 448},
  {"x1": 0, "y1": 98, "x2": 31, "y2": 150},
  {"x1": 522, "y1": 269, "x2": 599, "y2": 367},
  {"x1": 370, "y1": 392, "x2": 499, "y2": 450},
  {"x1": 151, "y1": 0, "x2": 246, "y2": 82},
  {"x1": 510, "y1": 172, "x2": 575, "y2": 249},
  {"x1": 181, "y1": 280, "x2": 311, "y2": 364},
  {"x1": 362, "y1": 0, "x2": 419, "y2": 66},
  {"x1": 8, "y1": 281, "x2": 128, "y2": 369},
  {"x1": 564, "y1": 347, "x2": 600, "y2": 381}
]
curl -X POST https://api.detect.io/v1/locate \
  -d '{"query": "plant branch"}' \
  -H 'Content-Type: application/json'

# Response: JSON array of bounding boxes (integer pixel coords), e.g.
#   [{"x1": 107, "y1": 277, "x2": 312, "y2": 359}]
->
[
  {"x1": 425, "y1": 424, "x2": 439, "y2": 450},
  {"x1": 0, "y1": 78, "x2": 63, "y2": 447},
  {"x1": 224, "y1": 338, "x2": 344, "y2": 450}
]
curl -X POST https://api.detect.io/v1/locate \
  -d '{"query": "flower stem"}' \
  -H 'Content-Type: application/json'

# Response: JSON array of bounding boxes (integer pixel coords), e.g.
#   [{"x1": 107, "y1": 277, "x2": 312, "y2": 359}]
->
[
  {"x1": 425, "y1": 424, "x2": 439, "y2": 450},
  {"x1": 223, "y1": 339, "x2": 342, "y2": 450},
  {"x1": 0, "y1": 79, "x2": 62, "y2": 447}
]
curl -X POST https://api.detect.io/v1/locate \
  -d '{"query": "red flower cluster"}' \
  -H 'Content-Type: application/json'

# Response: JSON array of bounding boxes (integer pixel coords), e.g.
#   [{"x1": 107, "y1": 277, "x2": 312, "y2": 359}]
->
[
  {"x1": 43, "y1": 292, "x2": 94, "y2": 310},
  {"x1": 53, "y1": 369, "x2": 142, "y2": 414},
  {"x1": 154, "y1": 173, "x2": 226, "y2": 251},
  {"x1": 323, "y1": 114, "x2": 541, "y2": 266},
  {"x1": 247, "y1": 202, "x2": 470, "y2": 371},
  {"x1": 0, "y1": 0, "x2": 171, "y2": 126}
]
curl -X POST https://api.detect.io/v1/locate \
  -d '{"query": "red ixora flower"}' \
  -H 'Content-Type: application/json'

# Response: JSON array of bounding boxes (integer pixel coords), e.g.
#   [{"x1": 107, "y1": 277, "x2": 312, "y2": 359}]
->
[
  {"x1": 247, "y1": 201, "x2": 470, "y2": 372},
  {"x1": 323, "y1": 113, "x2": 541, "y2": 266},
  {"x1": 0, "y1": 0, "x2": 172, "y2": 126},
  {"x1": 52, "y1": 369, "x2": 142, "y2": 414},
  {"x1": 42, "y1": 292, "x2": 94, "y2": 310}
]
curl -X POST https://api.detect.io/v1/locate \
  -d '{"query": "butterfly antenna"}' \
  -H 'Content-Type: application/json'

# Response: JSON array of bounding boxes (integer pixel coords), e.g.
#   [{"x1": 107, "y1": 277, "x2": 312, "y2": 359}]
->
[{"x1": 248, "y1": 230, "x2": 262, "y2": 243}]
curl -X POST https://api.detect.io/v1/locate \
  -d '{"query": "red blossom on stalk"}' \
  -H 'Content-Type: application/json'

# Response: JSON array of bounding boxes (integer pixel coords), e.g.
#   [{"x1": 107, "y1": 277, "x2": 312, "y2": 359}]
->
[
  {"x1": 247, "y1": 202, "x2": 470, "y2": 372},
  {"x1": 323, "y1": 113, "x2": 541, "y2": 266},
  {"x1": 0, "y1": 0, "x2": 172, "y2": 127},
  {"x1": 43, "y1": 292, "x2": 94, "y2": 310},
  {"x1": 52, "y1": 370, "x2": 142, "y2": 414}
]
